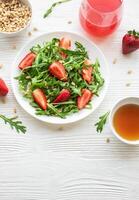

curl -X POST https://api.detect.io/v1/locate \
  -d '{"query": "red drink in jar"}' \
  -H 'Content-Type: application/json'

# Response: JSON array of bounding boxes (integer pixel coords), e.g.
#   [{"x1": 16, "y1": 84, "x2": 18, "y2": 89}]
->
[{"x1": 79, "y1": 0, "x2": 123, "y2": 37}]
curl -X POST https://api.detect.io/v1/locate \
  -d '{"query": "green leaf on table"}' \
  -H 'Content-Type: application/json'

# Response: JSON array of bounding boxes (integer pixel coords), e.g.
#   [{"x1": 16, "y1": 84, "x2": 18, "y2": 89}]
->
[
  {"x1": 44, "y1": 0, "x2": 72, "y2": 18},
  {"x1": 0, "y1": 114, "x2": 27, "y2": 134},
  {"x1": 95, "y1": 111, "x2": 110, "y2": 133}
]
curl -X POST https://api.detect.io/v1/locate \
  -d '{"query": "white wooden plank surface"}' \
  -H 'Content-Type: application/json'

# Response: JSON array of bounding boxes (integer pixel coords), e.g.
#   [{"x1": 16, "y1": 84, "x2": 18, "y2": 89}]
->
[{"x1": 0, "y1": 0, "x2": 139, "y2": 199}]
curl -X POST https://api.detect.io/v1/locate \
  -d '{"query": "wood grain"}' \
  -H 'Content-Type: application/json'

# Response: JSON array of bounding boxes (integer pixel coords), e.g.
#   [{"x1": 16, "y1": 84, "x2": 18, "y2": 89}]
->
[{"x1": 0, "y1": 0, "x2": 139, "y2": 199}]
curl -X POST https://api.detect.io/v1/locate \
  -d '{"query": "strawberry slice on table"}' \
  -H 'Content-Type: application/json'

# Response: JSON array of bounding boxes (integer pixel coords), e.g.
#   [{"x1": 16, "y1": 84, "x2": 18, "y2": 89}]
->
[
  {"x1": 77, "y1": 89, "x2": 92, "y2": 110},
  {"x1": 53, "y1": 89, "x2": 71, "y2": 103},
  {"x1": 18, "y1": 52, "x2": 36, "y2": 70},
  {"x1": 122, "y1": 30, "x2": 139, "y2": 54},
  {"x1": 82, "y1": 59, "x2": 93, "y2": 84},
  {"x1": 0, "y1": 79, "x2": 9, "y2": 96},
  {"x1": 59, "y1": 37, "x2": 71, "y2": 58},
  {"x1": 49, "y1": 61, "x2": 67, "y2": 81},
  {"x1": 32, "y1": 89, "x2": 47, "y2": 110}
]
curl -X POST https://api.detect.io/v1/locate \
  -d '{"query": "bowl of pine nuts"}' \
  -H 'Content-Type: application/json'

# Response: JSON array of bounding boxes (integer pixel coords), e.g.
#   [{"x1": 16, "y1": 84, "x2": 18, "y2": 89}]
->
[{"x1": 0, "y1": 0, "x2": 32, "y2": 36}]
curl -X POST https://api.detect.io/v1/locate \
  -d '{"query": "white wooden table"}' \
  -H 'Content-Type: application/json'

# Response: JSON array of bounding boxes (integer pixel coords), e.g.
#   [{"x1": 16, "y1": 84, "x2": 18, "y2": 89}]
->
[{"x1": 0, "y1": 0, "x2": 139, "y2": 199}]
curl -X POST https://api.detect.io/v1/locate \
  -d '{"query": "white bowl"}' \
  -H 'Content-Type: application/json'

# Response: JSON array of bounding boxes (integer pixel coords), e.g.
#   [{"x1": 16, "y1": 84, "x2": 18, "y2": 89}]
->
[
  {"x1": 11, "y1": 31, "x2": 109, "y2": 124},
  {"x1": 109, "y1": 97, "x2": 139, "y2": 145},
  {"x1": 0, "y1": 0, "x2": 32, "y2": 37}
]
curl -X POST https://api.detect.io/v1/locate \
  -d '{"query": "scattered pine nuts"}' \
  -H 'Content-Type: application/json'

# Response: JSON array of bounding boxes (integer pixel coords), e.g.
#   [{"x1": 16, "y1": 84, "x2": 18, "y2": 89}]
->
[
  {"x1": 28, "y1": 31, "x2": 32, "y2": 37},
  {"x1": 26, "y1": 76, "x2": 31, "y2": 79},
  {"x1": 68, "y1": 21, "x2": 72, "y2": 24},
  {"x1": 58, "y1": 126, "x2": 64, "y2": 131},
  {"x1": 126, "y1": 83, "x2": 131, "y2": 87},
  {"x1": 33, "y1": 27, "x2": 38, "y2": 32},
  {"x1": 12, "y1": 44, "x2": 17, "y2": 50},
  {"x1": 0, "y1": 97, "x2": 6, "y2": 104},
  {"x1": 127, "y1": 70, "x2": 132, "y2": 75},
  {"x1": 0, "y1": 0, "x2": 31, "y2": 33},
  {"x1": 113, "y1": 58, "x2": 117, "y2": 64},
  {"x1": 106, "y1": 138, "x2": 110, "y2": 143},
  {"x1": 13, "y1": 108, "x2": 17, "y2": 114}
]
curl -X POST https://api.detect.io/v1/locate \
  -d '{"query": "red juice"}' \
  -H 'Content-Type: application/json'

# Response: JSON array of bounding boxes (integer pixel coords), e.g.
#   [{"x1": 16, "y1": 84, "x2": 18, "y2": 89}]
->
[{"x1": 79, "y1": 0, "x2": 123, "y2": 37}]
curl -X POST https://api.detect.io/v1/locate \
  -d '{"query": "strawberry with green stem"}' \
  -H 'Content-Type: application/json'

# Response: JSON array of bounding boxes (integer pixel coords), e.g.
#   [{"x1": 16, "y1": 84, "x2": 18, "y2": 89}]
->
[{"x1": 122, "y1": 30, "x2": 139, "y2": 54}]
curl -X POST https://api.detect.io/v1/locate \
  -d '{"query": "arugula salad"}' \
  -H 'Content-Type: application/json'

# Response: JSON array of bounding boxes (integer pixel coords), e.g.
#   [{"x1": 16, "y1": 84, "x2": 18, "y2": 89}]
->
[{"x1": 16, "y1": 37, "x2": 104, "y2": 118}]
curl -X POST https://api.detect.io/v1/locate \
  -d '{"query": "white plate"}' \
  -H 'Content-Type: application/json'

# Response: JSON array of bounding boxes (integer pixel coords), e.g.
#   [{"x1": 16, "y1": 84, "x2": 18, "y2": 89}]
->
[{"x1": 11, "y1": 31, "x2": 109, "y2": 124}]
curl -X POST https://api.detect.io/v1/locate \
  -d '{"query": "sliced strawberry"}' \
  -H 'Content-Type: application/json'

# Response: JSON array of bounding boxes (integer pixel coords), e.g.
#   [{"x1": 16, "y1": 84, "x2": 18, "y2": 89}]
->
[
  {"x1": 60, "y1": 52, "x2": 67, "y2": 59},
  {"x1": 32, "y1": 89, "x2": 47, "y2": 110},
  {"x1": 18, "y1": 52, "x2": 36, "y2": 70},
  {"x1": 82, "y1": 59, "x2": 93, "y2": 84},
  {"x1": 53, "y1": 89, "x2": 71, "y2": 103},
  {"x1": 49, "y1": 61, "x2": 67, "y2": 81},
  {"x1": 122, "y1": 30, "x2": 139, "y2": 54},
  {"x1": 59, "y1": 37, "x2": 71, "y2": 58},
  {"x1": 84, "y1": 59, "x2": 92, "y2": 66},
  {"x1": 59, "y1": 37, "x2": 71, "y2": 49},
  {"x1": 0, "y1": 79, "x2": 9, "y2": 96},
  {"x1": 77, "y1": 89, "x2": 92, "y2": 110},
  {"x1": 82, "y1": 67, "x2": 93, "y2": 84}
]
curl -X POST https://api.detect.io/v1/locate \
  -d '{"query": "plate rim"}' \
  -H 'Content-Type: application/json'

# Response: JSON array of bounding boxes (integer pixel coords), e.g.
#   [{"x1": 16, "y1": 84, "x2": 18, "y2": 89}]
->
[{"x1": 11, "y1": 31, "x2": 110, "y2": 124}]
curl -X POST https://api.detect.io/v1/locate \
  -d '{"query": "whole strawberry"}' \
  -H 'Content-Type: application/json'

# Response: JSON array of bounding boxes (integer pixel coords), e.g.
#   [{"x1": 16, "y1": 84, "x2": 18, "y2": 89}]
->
[{"x1": 122, "y1": 30, "x2": 139, "y2": 54}]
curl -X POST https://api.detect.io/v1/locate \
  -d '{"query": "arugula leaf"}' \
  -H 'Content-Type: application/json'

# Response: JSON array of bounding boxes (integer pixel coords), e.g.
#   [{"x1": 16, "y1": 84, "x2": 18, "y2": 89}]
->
[
  {"x1": 89, "y1": 59, "x2": 104, "y2": 95},
  {"x1": 95, "y1": 111, "x2": 110, "y2": 133},
  {"x1": 44, "y1": 0, "x2": 72, "y2": 18},
  {"x1": 0, "y1": 115, "x2": 27, "y2": 134}
]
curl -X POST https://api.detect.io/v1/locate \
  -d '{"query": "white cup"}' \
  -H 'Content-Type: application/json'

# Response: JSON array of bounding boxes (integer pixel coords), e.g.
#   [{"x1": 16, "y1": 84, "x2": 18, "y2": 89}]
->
[{"x1": 109, "y1": 97, "x2": 139, "y2": 145}]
